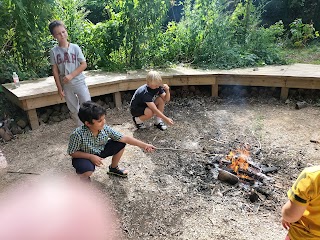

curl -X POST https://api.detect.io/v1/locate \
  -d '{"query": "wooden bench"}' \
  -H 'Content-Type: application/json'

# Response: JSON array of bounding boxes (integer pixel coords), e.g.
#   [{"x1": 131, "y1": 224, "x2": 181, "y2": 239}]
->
[{"x1": 2, "y1": 64, "x2": 320, "y2": 130}]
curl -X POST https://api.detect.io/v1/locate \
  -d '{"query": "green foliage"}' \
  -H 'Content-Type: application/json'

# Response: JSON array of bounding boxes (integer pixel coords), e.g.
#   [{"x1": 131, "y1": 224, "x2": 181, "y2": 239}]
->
[
  {"x1": 0, "y1": 0, "x2": 53, "y2": 83},
  {"x1": 1, "y1": 0, "x2": 315, "y2": 86},
  {"x1": 288, "y1": 19, "x2": 319, "y2": 47},
  {"x1": 104, "y1": 0, "x2": 170, "y2": 69}
]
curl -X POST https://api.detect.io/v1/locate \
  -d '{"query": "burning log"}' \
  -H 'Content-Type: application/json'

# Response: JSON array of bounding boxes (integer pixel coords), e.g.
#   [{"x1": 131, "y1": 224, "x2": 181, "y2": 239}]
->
[
  {"x1": 218, "y1": 169, "x2": 239, "y2": 185},
  {"x1": 218, "y1": 145, "x2": 273, "y2": 185}
]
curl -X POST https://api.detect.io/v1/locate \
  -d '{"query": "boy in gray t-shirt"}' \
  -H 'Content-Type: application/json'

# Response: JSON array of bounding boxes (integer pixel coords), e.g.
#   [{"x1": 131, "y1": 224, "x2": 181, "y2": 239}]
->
[{"x1": 49, "y1": 20, "x2": 91, "y2": 126}]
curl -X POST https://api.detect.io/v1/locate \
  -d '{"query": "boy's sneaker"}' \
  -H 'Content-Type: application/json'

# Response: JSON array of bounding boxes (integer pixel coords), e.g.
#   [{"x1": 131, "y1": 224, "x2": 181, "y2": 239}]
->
[
  {"x1": 132, "y1": 117, "x2": 146, "y2": 129},
  {"x1": 154, "y1": 121, "x2": 167, "y2": 131},
  {"x1": 107, "y1": 165, "x2": 128, "y2": 178}
]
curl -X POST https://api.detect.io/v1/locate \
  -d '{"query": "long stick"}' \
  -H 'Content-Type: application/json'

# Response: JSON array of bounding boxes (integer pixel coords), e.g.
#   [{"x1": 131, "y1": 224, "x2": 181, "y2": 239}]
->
[
  {"x1": 156, "y1": 147, "x2": 218, "y2": 156},
  {"x1": 7, "y1": 171, "x2": 40, "y2": 175}
]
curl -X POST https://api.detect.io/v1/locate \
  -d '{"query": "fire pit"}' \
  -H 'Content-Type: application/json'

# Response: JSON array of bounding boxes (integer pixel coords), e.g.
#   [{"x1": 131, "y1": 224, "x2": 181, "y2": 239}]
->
[{"x1": 211, "y1": 144, "x2": 278, "y2": 202}]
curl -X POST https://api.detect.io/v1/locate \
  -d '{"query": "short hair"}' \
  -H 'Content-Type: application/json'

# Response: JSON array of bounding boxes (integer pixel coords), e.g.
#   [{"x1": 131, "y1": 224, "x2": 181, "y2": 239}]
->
[
  {"x1": 78, "y1": 101, "x2": 106, "y2": 124},
  {"x1": 49, "y1": 20, "x2": 66, "y2": 35},
  {"x1": 146, "y1": 71, "x2": 162, "y2": 85}
]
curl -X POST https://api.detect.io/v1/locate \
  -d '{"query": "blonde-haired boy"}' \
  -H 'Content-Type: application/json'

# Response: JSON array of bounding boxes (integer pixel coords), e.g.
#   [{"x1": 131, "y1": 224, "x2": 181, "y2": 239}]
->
[{"x1": 130, "y1": 71, "x2": 173, "y2": 130}]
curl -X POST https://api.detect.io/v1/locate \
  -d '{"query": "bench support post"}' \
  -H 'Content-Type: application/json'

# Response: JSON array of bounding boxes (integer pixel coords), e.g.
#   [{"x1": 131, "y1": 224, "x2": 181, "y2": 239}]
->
[
  {"x1": 27, "y1": 109, "x2": 39, "y2": 130},
  {"x1": 280, "y1": 87, "x2": 289, "y2": 100},
  {"x1": 113, "y1": 92, "x2": 122, "y2": 108},
  {"x1": 211, "y1": 81, "x2": 218, "y2": 98}
]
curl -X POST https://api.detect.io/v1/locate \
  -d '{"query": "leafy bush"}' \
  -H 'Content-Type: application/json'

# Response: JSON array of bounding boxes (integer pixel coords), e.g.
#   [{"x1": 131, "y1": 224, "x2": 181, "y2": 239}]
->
[{"x1": 288, "y1": 19, "x2": 319, "y2": 47}]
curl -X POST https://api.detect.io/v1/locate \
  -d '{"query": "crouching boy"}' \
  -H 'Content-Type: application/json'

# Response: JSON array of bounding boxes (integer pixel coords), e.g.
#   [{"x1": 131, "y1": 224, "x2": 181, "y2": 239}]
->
[
  {"x1": 67, "y1": 101, "x2": 156, "y2": 180},
  {"x1": 130, "y1": 70, "x2": 174, "y2": 130}
]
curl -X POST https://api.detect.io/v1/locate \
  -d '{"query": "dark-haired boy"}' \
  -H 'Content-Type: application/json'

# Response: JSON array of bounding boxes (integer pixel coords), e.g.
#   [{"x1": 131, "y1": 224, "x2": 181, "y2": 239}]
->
[{"x1": 67, "y1": 101, "x2": 156, "y2": 180}]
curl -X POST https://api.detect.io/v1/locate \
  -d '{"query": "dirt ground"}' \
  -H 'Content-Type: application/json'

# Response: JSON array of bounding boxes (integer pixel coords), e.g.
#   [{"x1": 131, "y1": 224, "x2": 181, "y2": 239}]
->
[{"x1": 1, "y1": 92, "x2": 320, "y2": 240}]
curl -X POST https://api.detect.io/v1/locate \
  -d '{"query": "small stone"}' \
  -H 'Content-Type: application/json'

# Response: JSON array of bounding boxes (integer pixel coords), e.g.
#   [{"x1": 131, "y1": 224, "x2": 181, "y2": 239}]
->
[
  {"x1": 60, "y1": 104, "x2": 69, "y2": 113},
  {"x1": 109, "y1": 102, "x2": 115, "y2": 109},
  {"x1": 40, "y1": 113, "x2": 49, "y2": 123},
  {"x1": 50, "y1": 116, "x2": 61, "y2": 122},
  {"x1": 16, "y1": 119, "x2": 27, "y2": 129},
  {"x1": 53, "y1": 104, "x2": 61, "y2": 111}
]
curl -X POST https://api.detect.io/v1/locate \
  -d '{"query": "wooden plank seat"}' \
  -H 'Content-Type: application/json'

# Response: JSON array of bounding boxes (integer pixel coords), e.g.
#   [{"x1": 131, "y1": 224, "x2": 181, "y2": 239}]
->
[{"x1": 2, "y1": 63, "x2": 320, "y2": 130}]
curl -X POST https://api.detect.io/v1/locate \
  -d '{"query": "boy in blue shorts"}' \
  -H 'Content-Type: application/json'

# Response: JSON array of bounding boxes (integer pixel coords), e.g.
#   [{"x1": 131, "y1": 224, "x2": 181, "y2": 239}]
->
[
  {"x1": 130, "y1": 70, "x2": 174, "y2": 130},
  {"x1": 67, "y1": 101, "x2": 156, "y2": 180}
]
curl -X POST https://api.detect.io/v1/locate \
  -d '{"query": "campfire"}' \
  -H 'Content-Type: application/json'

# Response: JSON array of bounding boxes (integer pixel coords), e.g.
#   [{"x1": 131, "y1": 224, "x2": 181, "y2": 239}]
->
[{"x1": 217, "y1": 144, "x2": 277, "y2": 186}]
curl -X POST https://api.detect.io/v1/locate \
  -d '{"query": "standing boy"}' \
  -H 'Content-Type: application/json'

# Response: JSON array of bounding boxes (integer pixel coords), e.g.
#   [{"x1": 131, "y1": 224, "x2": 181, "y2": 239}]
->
[
  {"x1": 281, "y1": 165, "x2": 320, "y2": 240},
  {"x1": 130, "y1": 70, "x2": 173, "y2": 130},
  {"x1": 49, "y1": 20, "x2": 91, "y2": 126},
  {"x1": 67, "y1": 101, "x2": 156, "y2": 180}
]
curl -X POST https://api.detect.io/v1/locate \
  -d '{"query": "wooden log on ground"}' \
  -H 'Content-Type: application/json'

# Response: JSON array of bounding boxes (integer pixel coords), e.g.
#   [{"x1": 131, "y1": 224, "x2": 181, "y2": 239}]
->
[{"x1": 218, "y1": 169, "x2": 239, "y2": 185}]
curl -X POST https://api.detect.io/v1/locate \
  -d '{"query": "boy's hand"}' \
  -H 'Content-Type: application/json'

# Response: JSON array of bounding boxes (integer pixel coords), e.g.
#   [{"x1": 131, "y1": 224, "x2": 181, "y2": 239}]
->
[
  {"x1": 165, "y1": 117, "x2": 174, "y2": 126},
  {"x1": 58, "y1": 89, "x2": 65, "y2": 99},
  {"x1": 163, "y1": 84, "x2": 170, "y2": 91},
  {"x1": 144, "y1": 144, "x2": 156, "y2": 152},
  {"x1": 90, "y1": 155, "x2": 103, "y2": 166},
  {"x1": 63, "y1": 74, "x2": 73, "y2": 83},
  {"x1": 281, "y1": 218, "x2": 290, "y2": 230}
]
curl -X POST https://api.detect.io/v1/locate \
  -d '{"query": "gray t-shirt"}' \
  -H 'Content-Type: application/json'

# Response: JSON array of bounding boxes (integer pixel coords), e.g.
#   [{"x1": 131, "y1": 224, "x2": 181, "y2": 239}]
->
[{"x1": 50, "y1": 43, "x2": 86, "y2": 85}]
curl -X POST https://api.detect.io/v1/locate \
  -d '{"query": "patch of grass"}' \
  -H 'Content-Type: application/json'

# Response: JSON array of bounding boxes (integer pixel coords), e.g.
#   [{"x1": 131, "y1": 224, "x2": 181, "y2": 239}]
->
[{"x1": 281, "y1": 41, "x2": 320, "y2": 64}]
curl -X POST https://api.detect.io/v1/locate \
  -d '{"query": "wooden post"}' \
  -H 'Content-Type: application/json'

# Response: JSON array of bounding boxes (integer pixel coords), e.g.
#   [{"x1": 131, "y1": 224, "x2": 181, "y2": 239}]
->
[
  {"x1": 113, "y1": 92, "x2": 122, "y2": 108},
  {"x1": 27, "y1": 109, "x2": 39, "y2": 130},
  {"x1": 280, "y1": 87, "x2": 289, "y2": 100},
  {"x1": 211, "y1": 81, "x2": 218, "y2": 98}
]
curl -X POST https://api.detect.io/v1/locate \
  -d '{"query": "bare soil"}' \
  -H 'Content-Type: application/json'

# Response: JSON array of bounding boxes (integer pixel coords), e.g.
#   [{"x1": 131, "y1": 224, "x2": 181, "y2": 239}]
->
[{"x1": 1, "y1": 93, "x2": 320, "y2": 240}]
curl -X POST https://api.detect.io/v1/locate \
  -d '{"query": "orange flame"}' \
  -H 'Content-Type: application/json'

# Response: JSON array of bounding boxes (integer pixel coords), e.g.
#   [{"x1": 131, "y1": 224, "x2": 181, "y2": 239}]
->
[{"x1": 226, "y1": 146, "x2": 253, "y2": 180}]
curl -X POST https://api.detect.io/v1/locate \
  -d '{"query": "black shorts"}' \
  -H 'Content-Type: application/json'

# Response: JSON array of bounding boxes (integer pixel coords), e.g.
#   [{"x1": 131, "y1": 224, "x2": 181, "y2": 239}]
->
[
  {"x1": 131, "y1": 107, "x2": 146, "y2": 117},
  {"x1": 72, "y1": 140, "x2": 126, "y2": 174}
]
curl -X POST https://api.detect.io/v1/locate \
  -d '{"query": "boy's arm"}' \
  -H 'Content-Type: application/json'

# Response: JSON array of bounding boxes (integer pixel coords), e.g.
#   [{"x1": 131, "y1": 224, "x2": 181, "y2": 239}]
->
[
  {"x1": 52, "y1": 64, "x2": 64, "y2": 99},
  {"x1": 119, "y1": 136, "x2": 156, "y2": 152},
  {"x1": 146, "y1": 102, "x2": 173, "y2": 125},
  {"x1": 63, "y1": 61, "x2": 87, "y2": 83},
  {"x1": 70, "y1": 151, "x2": 103, "y2": 166},
  {"x1": 160, "y1": 84, "x2": 171, "y2": 102},
  {"x1": 281, "y1": 200, "x2": 307, "y2": 229}
]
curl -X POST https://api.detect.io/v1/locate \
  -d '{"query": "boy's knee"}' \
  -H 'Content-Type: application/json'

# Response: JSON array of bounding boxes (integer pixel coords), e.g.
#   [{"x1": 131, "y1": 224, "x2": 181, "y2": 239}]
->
[
  {"x1": 155, "y1": 97, "x2": 164, "y2": 104},
  {"x1": 144, "y1": 108, "x2": 154, "y2": 118},
  {"x1": 81, "y1": 171, "x2": 93, "y2": 177}
]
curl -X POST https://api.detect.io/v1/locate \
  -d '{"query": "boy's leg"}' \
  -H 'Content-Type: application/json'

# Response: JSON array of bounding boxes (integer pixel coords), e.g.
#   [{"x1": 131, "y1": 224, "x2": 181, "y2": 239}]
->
[
  {"x1": 99, "y1": 140, "x2": 128, "y2": 177},
  {"x1": 74, "y1": 82, "x2": 91, "y2": 105},
  {"x1": 153, "y1": 97, "x2": 167, "y2": 130},
  {"x1": 131, "y1": 107, "x2": 152, "y2": 129},
  {"x1": 63, "y1": 84, "x2": 82, "y2": 126},
  {"x1": 72, "y1": 158, "x2": 95, "y2": 180}
]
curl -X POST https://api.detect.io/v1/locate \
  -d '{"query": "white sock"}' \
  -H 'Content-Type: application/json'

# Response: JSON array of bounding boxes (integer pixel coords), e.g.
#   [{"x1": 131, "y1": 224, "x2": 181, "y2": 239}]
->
[
  {"x1": 155, "y1": 117, "x2": 163, "y2": 124},
  {"x1": 135, "y1": 117, "x2": 143, "y2": 124}
]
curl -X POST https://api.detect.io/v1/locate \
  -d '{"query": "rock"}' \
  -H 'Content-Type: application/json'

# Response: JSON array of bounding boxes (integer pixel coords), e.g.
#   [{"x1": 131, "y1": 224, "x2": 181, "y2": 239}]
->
[
  {"x1": 104, "y1": 96, "x2": 112, "y2": 103},
  {"x1": 109, "y1": 102, "x2": 115, "y2": 109},
  {"x1": 96, "y1": 99, "x2": 105, "y2": 106},
  {"x1": 51, "y1": 111, "x2": 60, "y2": 117},
  {"x1": 0, "y1": 128, "x2": 13, "y2": 141},
  {"x1": 53, "y1": 104, "x2": 61, "y2": 111},
  {"x1": 60, "y1": 104, "x2": 69, "y2": 113},
  {"x1": 46, "y1": 108, "x2": 54, "y2": 115},
  {"x1": 24, "y1": 126, "x2": 31, "y2": 132},
  {"x1": 10, "y1": 124, "x2": 23, "y2": 135},
  {"x1": 40, "y1": 113, "x2": 49, "y2": 123},
  {"x1": 16, "y1": 119, "x2": 27, "y2": 129},
  {"x1": 189, "y1": 86, "x2": 196, "y2": 92},
  {"x1": 50, "y1": 116, "x2": 61, "y2": 122}
]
